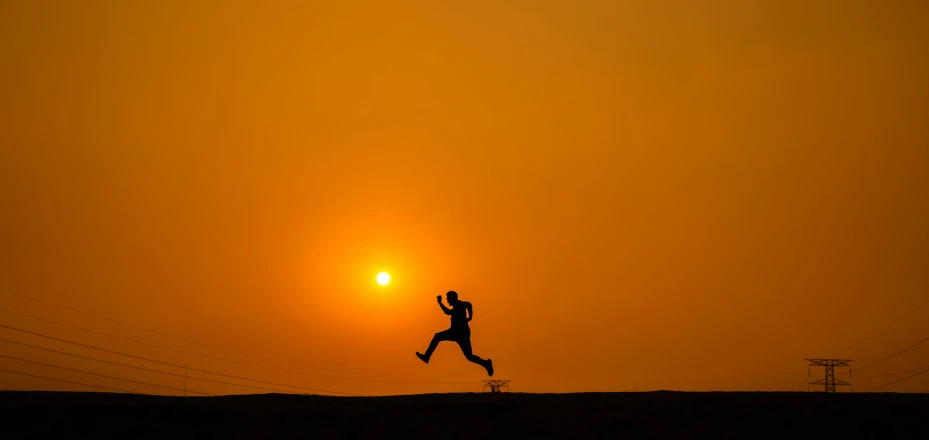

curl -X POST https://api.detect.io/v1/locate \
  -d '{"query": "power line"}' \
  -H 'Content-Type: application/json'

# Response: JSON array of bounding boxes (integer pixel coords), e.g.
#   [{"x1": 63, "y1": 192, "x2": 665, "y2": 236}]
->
[
  {"x1": 0, "y1": 323, "x2": 360, "y2": 395},
  {"x1": 182, "y1": 373, "x2": 295, "y2": 394},
  {"x1": 0, "y1": 367, "x2": 135, "y2": 393},
  {"x1": 0, "y1": 354, "x2": 214, "y2": 395},
  {"x1": 0, "y1": 288, "x2": 384, "y2": 377},
  {"x1": 854, "y1": 364, "x2": 929, "y2": 379},
  {"x1": 0, "y1": 324, "x2": 358, "y2": 395},
  {"x1": 862, "y1": 367, "x2": 929, "y2": 392},
  {"x1": 838, "y1": 297, "x2": 929, "y2": 353},
  {"x1": 0, "y1": 288, "x2": 254, "y2": 355},
  {"x1": 0, "y1": 337, "x2": 359, "y2": 396},
  {"x1": 187, "y1": 365, "x2": 359, "y2": 395},
  {"x1": 0, "y1": 307, "x2": 430, "y2": 385},
  {"x1": 1, "y1": 337, "x2": 178, "y2": 377},
  {"x1": 1, "y1": 324, "x2": 186, "y2": 369},
  {"x1": 0, "y1": 288, "x2": 468, "y2": 385},
  {"x1": 0, "y1": 338, "x2": 295, "y2": 394},
  {"x1": 849, "y1": 334, "x2": 929, "y2": 373}
]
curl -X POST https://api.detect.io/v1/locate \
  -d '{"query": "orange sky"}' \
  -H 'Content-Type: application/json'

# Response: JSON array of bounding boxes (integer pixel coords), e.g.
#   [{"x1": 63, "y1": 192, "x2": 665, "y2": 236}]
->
[{"x1": 1, "y1": 0, "x2": 928, "y2": 395}]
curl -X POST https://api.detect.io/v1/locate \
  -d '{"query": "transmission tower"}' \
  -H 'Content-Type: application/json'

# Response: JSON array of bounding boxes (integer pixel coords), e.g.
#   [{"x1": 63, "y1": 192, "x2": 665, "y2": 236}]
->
[
  {"x1": 806, "y1": 359, "x2": 853, "y2": 393},
  {"x1": 482, "y1": 380, "x2": 511, "y2": 393}
]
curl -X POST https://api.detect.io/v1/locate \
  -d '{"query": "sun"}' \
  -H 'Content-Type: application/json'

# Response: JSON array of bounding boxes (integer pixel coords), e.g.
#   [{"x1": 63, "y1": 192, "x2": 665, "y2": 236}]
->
[{"x1": 376, "y1": 272, "x2": 391, "y2": 286}]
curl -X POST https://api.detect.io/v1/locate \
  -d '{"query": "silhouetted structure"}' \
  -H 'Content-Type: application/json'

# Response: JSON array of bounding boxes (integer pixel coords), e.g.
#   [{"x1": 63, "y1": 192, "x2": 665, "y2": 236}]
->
[
  {"x1": 483, "y1": 380, "x2": 511, "y2": 393},
  {"x1": 416, "y1": 291, "x2": 494, "y2": 376},
  {"x1": 806, "y1": 359, "x2": 853, "y2": 393}
]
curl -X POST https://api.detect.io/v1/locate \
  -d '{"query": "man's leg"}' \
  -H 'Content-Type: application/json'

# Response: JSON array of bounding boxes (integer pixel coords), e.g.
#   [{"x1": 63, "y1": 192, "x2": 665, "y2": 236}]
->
[
  {"x1": 419, "y1": 330, "x2": 454, "y2": 362},
  {"x1": 456, "y1": 339, "x2": 493, "y2": 376}
]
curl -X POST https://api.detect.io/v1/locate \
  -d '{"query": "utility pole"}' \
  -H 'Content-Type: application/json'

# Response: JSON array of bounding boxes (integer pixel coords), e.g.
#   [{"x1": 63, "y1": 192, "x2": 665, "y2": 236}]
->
[
  {"x1": 806, "y1": 359, "x2": 853, "y2": 393},
  {"x1": 184, "y1": 365, "x2": 188, "y2": 397}
]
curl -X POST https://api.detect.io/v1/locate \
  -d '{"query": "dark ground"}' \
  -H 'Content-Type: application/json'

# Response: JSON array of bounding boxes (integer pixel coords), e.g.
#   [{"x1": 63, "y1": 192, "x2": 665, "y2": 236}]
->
[{"x1": 1, "y1": 391, "x2": 927, "y2": 439}]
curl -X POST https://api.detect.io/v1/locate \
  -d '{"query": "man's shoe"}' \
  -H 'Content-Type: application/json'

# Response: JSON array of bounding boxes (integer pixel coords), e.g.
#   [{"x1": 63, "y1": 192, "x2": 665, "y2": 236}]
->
[
  {"x1": 416, "y1": 352, "x2": 429, "y2": 364},
  {"x1": 485, "y1": 359, "x2": 494, "y2": 377}
]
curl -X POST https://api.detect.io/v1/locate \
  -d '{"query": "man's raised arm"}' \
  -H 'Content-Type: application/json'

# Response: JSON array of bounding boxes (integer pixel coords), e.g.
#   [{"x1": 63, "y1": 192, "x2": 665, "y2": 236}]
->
[{"x1": 437, "y1": 295, "x2": 452, "y2": 315}]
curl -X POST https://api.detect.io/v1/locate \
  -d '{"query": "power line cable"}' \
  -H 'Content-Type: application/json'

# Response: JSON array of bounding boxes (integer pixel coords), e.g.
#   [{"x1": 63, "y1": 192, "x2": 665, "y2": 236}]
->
[
  {"x1": 0, "y1": 354, "x2": 214, "y2": 395},
  {"x1": 0, "y1": 307, "x2": 432, "y2": 385},
  {"x1": 0, "y1": 288, "x2": 386, "y2": 377},
  {"x1": 0, "y1": 368, "x2": 135, "y2": 394},
  {"x1": 848, "y1": 334, "x2": 929, "y2": 373},
  {"x1": 854, "y1": 364, "x2": 929, "y2": 379},
  {"x1": 838, "y1": 297, "x2": 929, "y2": 353},
  {"x1": 0, "y1": 338, "x2": 294, "y2": 394},
  {"x1": 0, "y1": 338, "x2": 358, "y2": 396},
  {"x1": 862, "y1": 367, "x2": 929, "y2": 392},
  {"x1": 0, "y1": 288, "x2": 258, "y2": 356},
  {"x1": 1, "y1": 337, "x2": 178, "y2": 376},
  {"x1": 1, "y1": 324, "x2": 187, "y2": 369},
  {"x1": 186, "y1": 365, "x2": 359, "y2": 395},
  {"x1": 0, "y1": 324, "x2": 359, "y2": 395},
  {"x1": 0, "y1": 288, "x2": 468, "y2": 385}
]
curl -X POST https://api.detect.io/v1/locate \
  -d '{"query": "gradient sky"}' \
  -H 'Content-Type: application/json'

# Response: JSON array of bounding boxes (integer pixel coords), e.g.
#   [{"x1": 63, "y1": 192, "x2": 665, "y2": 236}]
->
[{"x1": 1, "y1": 0, "x2": 928, "y2": 395}]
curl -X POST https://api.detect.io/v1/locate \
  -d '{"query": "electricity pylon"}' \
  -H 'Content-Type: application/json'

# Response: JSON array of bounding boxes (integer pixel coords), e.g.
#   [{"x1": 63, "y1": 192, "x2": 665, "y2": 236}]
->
[
  {"x1": 806, "y1": 359, "x2": 853, "y2": 393},
  {"x1": 483, "y1": 380, "x2": 511, "y2": 393}
]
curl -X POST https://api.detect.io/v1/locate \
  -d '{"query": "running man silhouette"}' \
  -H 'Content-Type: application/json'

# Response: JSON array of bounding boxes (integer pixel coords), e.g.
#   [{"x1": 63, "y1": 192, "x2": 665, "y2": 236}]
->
[{"x1": 416, "y1": 291, "x2": 494, "y2": 376}]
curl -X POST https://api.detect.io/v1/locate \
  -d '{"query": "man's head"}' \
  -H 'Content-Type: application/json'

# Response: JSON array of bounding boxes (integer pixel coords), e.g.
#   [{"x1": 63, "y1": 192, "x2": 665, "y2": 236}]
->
[{"x1": 446, "y1": 291, "x2": 459, "y2": 305}]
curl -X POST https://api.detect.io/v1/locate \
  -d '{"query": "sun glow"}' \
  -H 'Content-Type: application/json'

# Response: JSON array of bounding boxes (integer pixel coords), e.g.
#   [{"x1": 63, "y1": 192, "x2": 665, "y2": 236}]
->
[{"x1": 376, "y1": 272, "x2": 391, "y2": 286}]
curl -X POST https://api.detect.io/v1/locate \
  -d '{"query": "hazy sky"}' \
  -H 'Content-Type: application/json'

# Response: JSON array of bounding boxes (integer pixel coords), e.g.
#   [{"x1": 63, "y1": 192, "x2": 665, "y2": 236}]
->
[{"x1": 1, "y1": 0, "x2": 928, "y2": 395}]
